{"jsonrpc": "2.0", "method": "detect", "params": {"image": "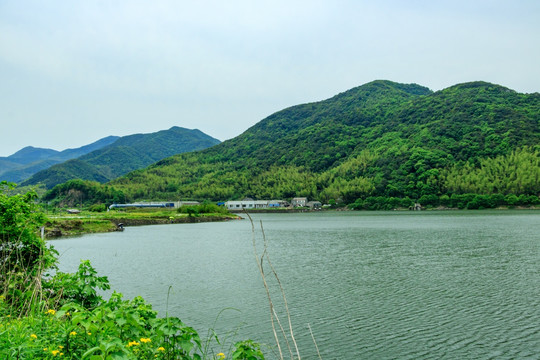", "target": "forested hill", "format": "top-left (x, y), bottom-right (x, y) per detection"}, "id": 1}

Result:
top-left (201, 81), bottom-right (433, 172)
top-left (52, 80), bottom-right (539, 206)
top-left (0, 136), bottom-right (119, 184)
top-left (23, 127), bottom-right (220, 189)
